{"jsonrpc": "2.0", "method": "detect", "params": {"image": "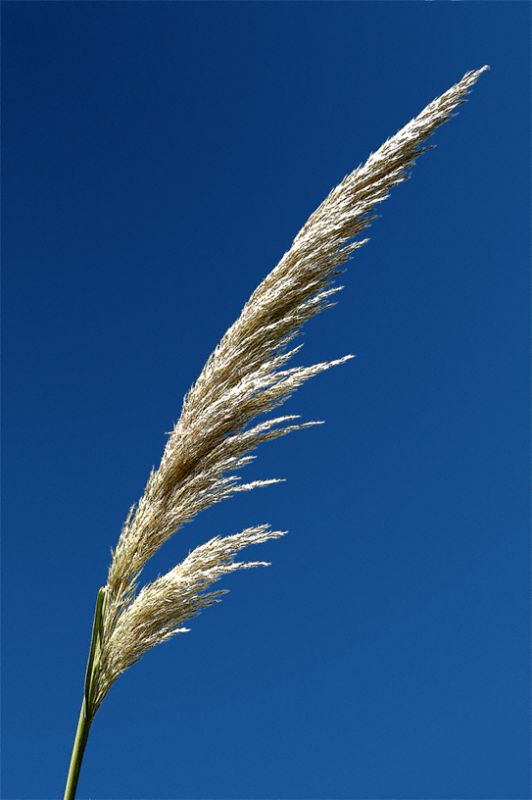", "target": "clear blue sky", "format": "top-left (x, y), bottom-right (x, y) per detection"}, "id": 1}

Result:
top-left (2, 2), bottom-right (530, 799)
